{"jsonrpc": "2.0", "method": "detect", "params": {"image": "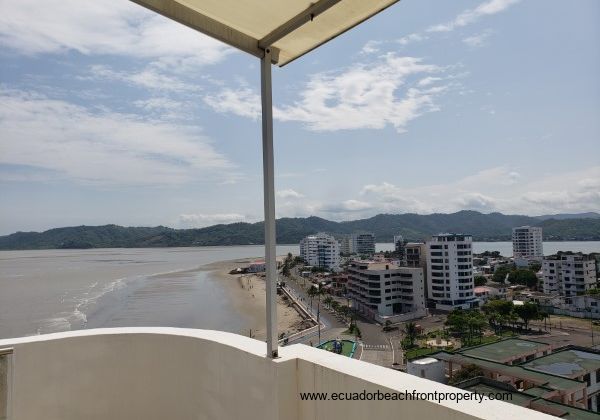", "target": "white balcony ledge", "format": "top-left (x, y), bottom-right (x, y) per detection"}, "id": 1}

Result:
top-left (0, 328), bottom-right (555, 420)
